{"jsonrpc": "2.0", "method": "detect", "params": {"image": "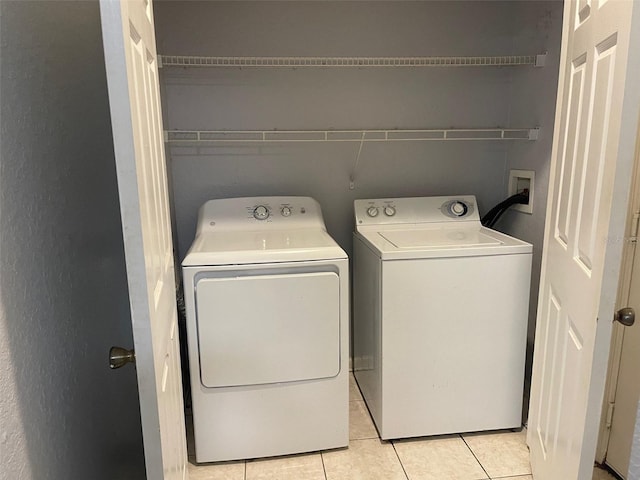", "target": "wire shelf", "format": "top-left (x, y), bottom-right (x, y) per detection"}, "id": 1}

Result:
top-left (165, 128), bottom-right (540, 143)
top-left (159, 54), bottom-right (546, 68)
